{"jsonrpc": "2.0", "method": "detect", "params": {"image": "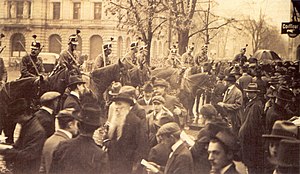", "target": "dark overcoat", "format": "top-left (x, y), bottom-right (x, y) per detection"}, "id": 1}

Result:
top-left (35, 109), bottom-right (55, 138)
